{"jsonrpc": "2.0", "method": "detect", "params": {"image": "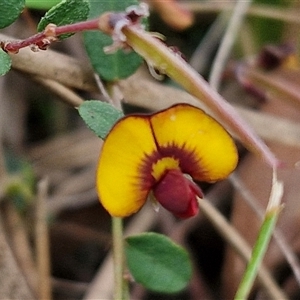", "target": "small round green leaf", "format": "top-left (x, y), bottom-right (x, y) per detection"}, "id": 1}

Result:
top-left (78, 100), bottom-right (124, 139)
top-left (0, 0), bottom-right (25, 29)
top-left (0, 50), bottom-right (12, 76)
top-left (37, 0), bottom-right (90, 39)
top-left (83, 0), bottom-right (144, 81)
top-left (125, 233), bottom-right (192, 294)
